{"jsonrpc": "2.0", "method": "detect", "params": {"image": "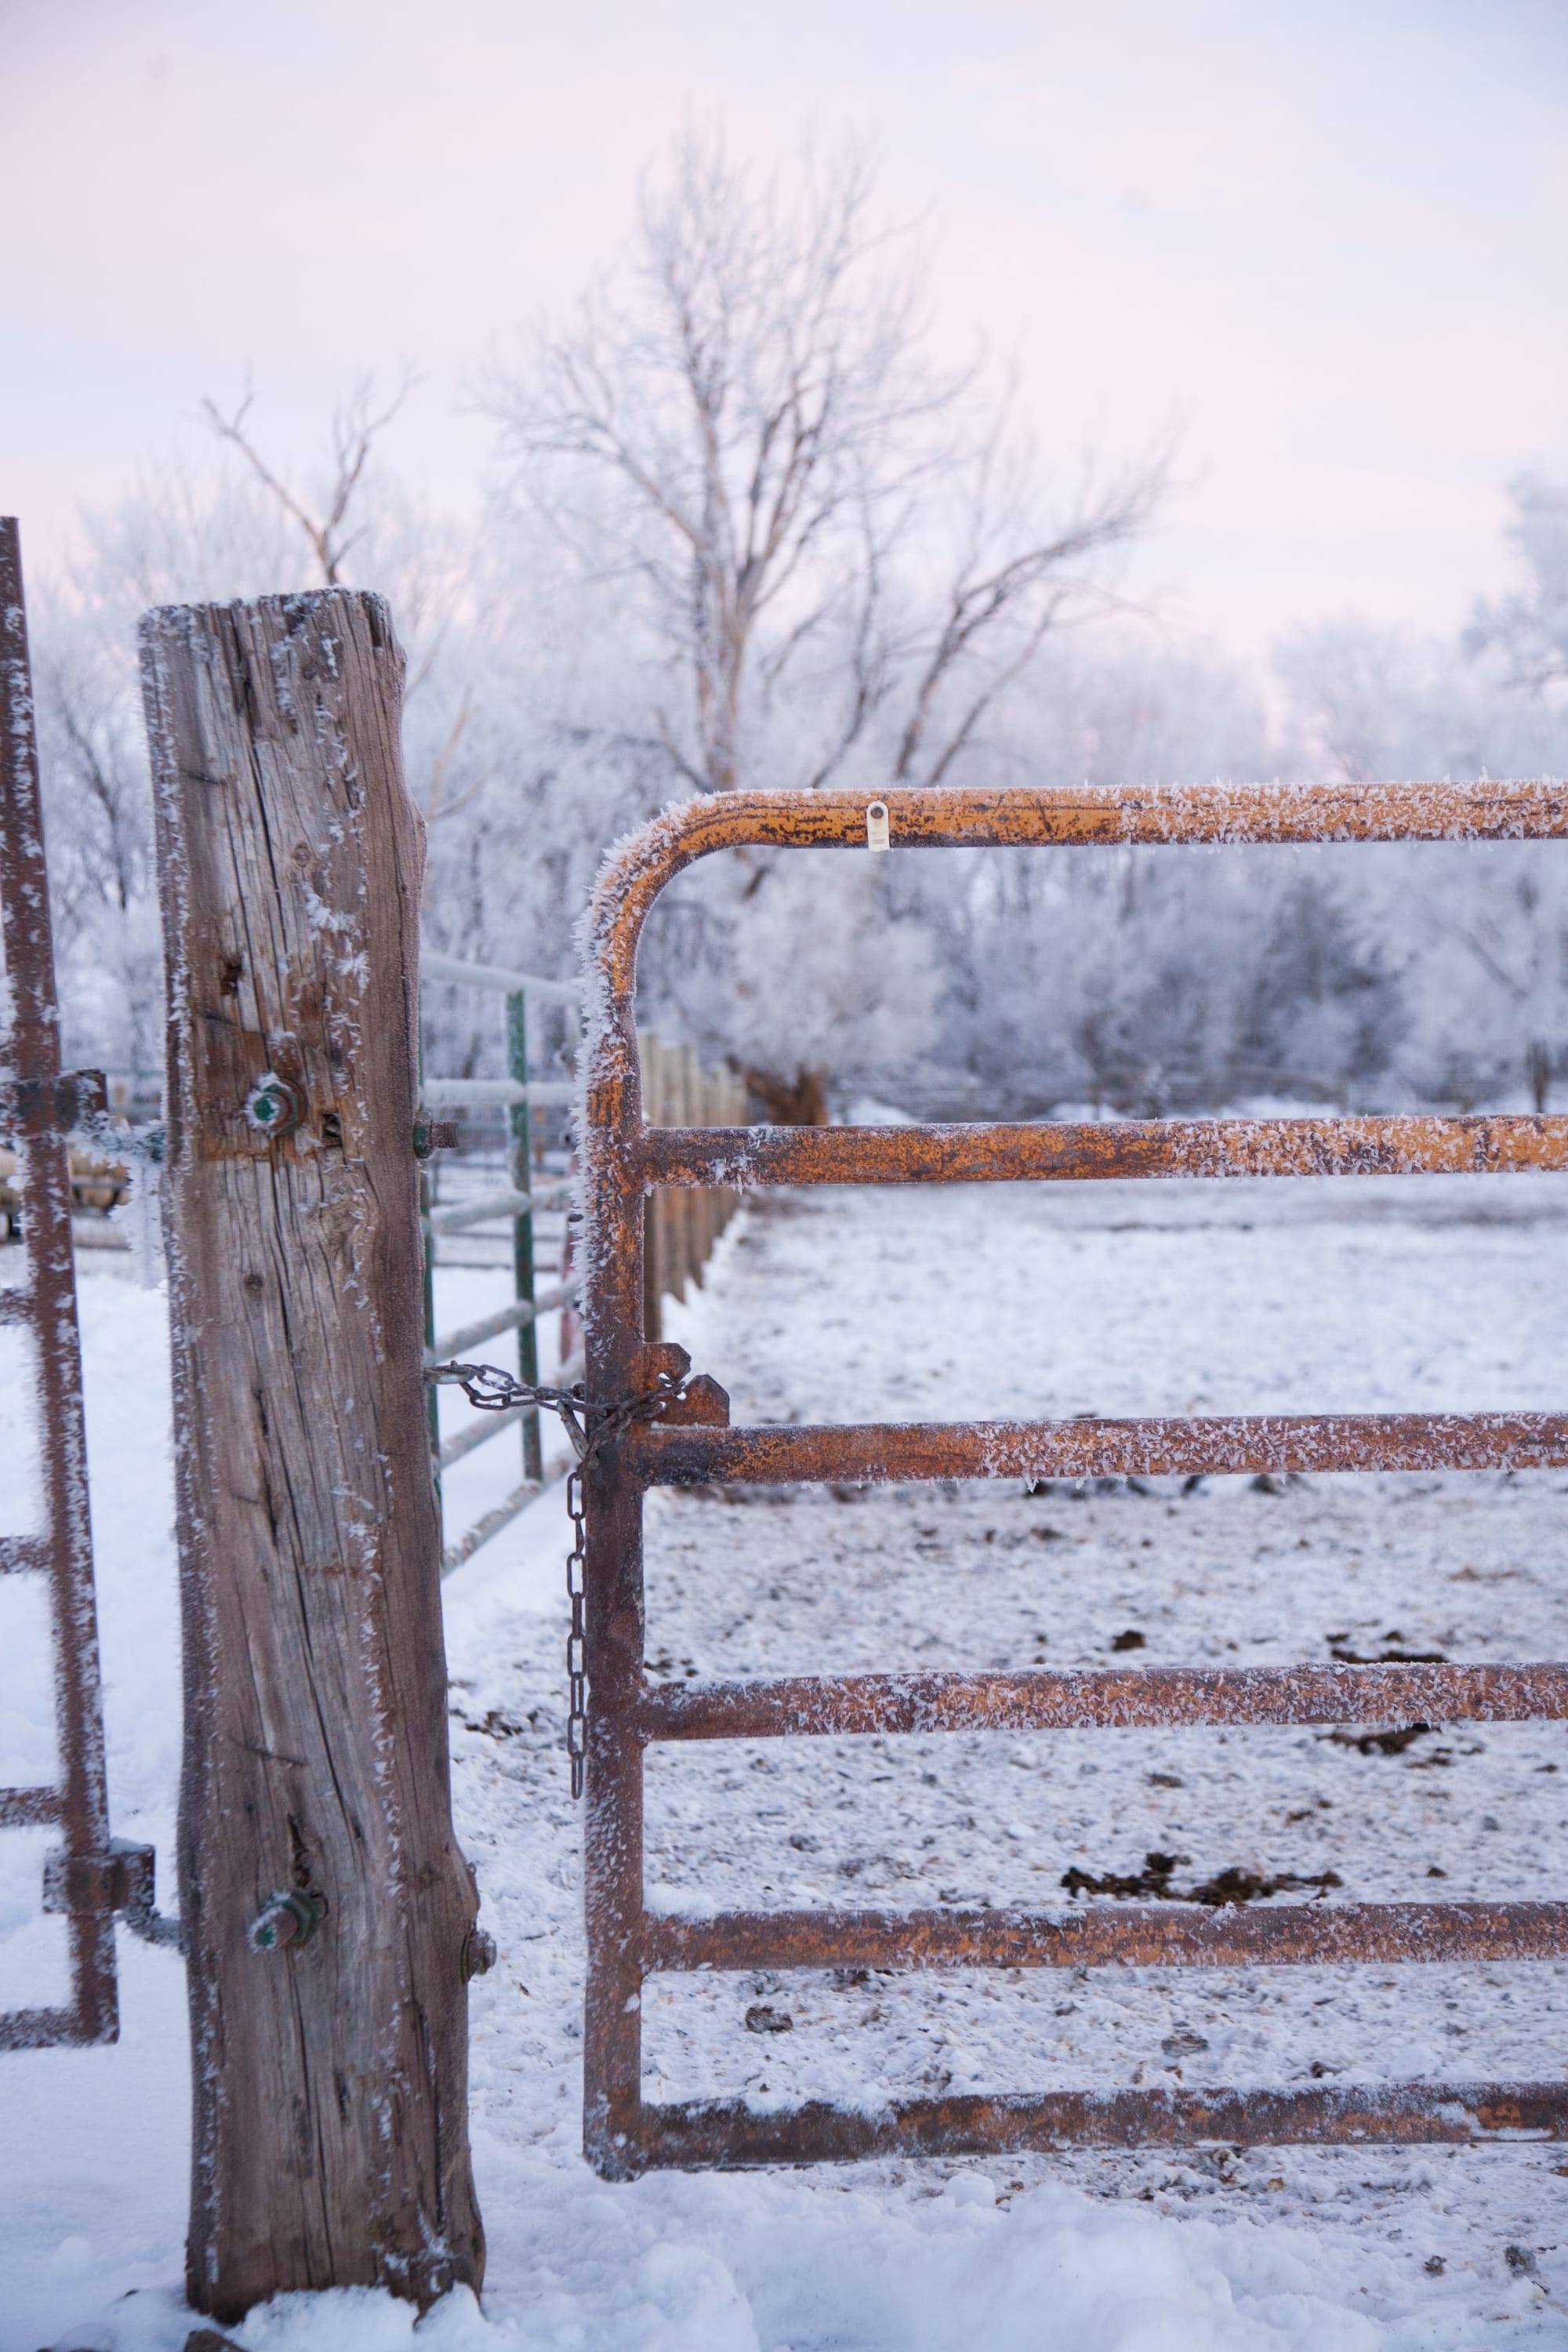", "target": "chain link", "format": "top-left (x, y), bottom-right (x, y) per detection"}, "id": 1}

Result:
top-left (426, 1357), bottom-right (688, 1799)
